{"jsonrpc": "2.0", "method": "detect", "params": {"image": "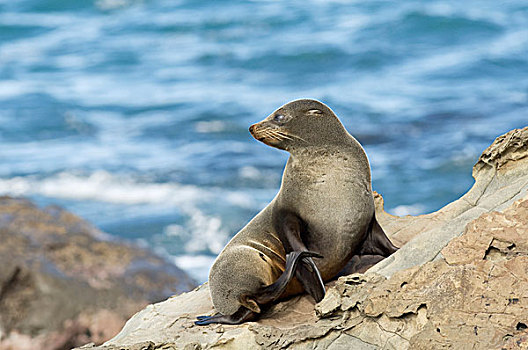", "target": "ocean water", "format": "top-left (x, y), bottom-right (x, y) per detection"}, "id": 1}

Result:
top-left (0, 0), bottom-right (527, 282)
